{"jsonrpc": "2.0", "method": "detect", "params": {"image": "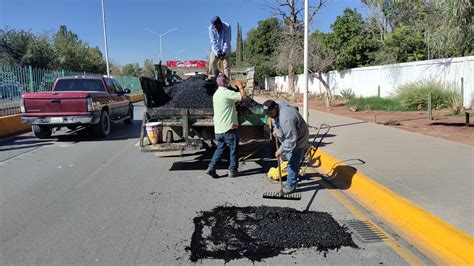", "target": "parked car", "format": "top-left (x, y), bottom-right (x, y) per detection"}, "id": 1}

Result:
top-left (21, 76), bottom-right (133, 139)
top-left (0, 84), bottom-right (26, 99)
